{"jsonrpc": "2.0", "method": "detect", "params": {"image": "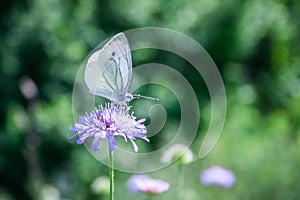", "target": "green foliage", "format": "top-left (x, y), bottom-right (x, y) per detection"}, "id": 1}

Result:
top-left (1, 0), bottom-right (300, 199)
